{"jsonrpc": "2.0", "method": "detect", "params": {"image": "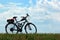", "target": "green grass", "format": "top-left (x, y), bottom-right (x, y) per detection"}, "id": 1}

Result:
top-left (0, 33), bottom-right (60, 40)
